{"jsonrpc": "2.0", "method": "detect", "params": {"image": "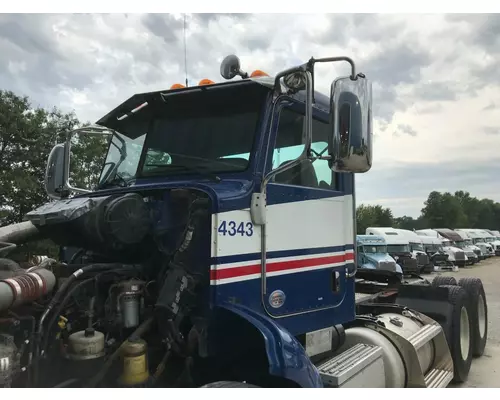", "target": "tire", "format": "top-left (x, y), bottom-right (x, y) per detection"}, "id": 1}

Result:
top-left (458, 278), bottom-right (488, 357)
top-left (431, 276), bottom-right (458, 287)
top-left (201, 381), bottom-right (260, 388)
top-left (440, 285), bottom-right (473, 383)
